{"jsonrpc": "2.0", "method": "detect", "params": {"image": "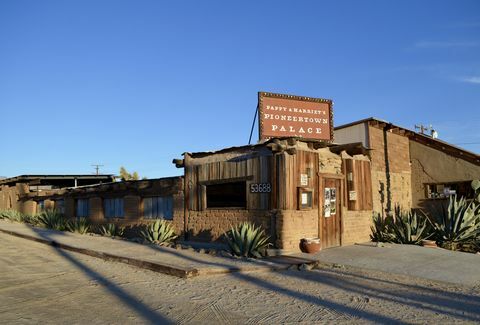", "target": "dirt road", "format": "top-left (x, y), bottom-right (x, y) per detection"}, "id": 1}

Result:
top-left (1, 232), bottom-right (479, 324)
